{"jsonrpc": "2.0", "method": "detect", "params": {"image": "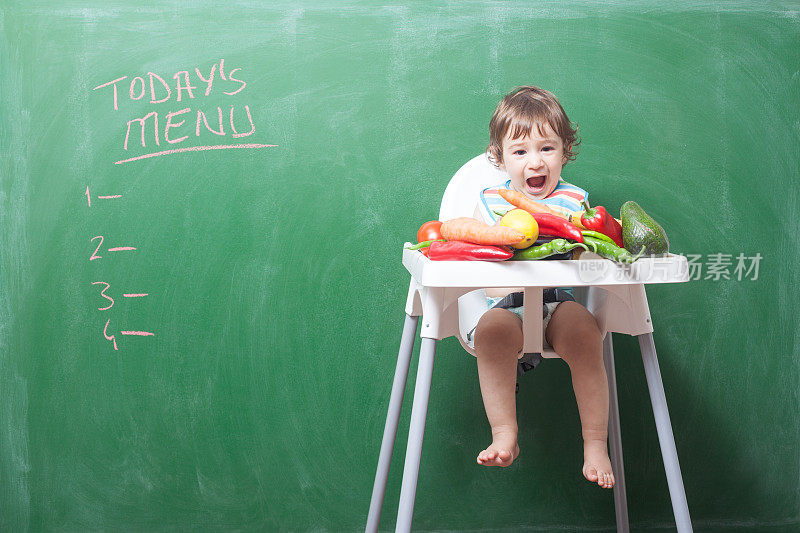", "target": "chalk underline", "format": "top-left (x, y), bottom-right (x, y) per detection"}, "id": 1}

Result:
top-left (114, 143), bottom-right (278, 164)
